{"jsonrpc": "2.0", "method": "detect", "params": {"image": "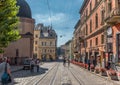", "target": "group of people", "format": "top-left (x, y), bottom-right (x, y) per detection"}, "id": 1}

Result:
top-left (63, 56), bottom-right (70, 67)
top-left (30, 59), bottom-right (40, 73)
